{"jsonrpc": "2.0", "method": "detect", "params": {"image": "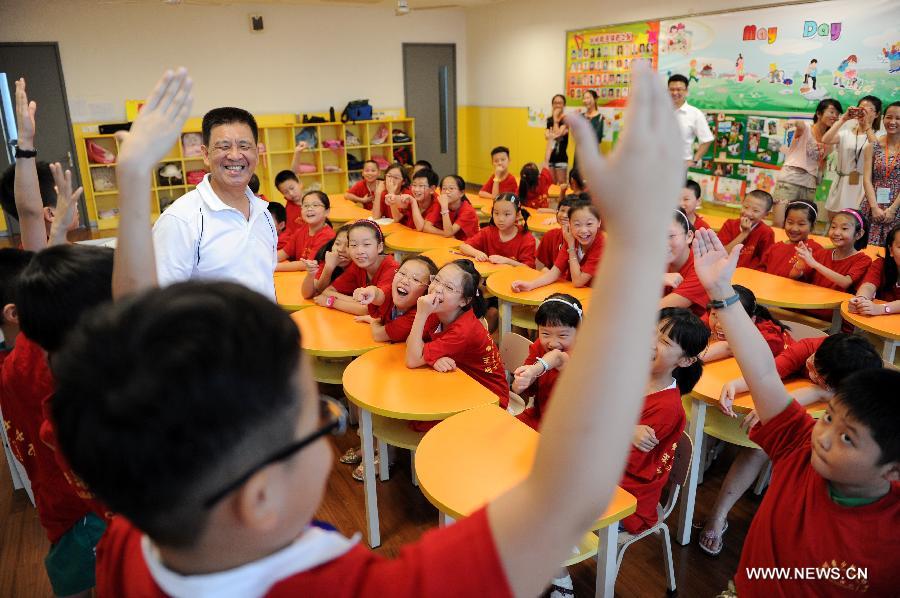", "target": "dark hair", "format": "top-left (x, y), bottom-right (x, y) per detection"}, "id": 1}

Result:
top-left (582, 89), bottom-right (598, 102)
top-left (348, 219), bottom-right (385, 246)
top-left (51, 281), bottom-right (302, 547)
top-left (834, 208), bottom-right (869, 250)
top-left (412, 168), bottom-right (439, 187)
top-left (858, 95), bottom-right (883, 130)
top-left (536, 292), bottom-right (582, 328)
top-left (490, 146), bottom-right (510, 159)
top-left (314, 225), bottom-right (350, 279)
top-left (658, 307), bottom-right (709, 393)
top-left (568, 199), bottom-right (600, 222)
top-left (568, 168), bottom-right (585, 192)
top-left (812, 99), bottom-right (842, 124)
top-left (363, 159), bottom-right (379, 169)
top-left (201, 107), bottom-right (258, 146)
top-left (878, 224), bottom-right (900, 297)
top-left (402, 254), bottom-right (438, 277)
top-left (667, 74), bottom-right (689, 88)
top-left (414, 159), bottom-right (433, 170)
top-left (302, 190), bottom-right (331, 210)
top-left (385, 162), bottom-right (410, 188)
top-left (558, 194), bottom-right (577, 212)
top-left (518, 163), bottom-right (540, 203)
top-left (15, 245), bottom-right (113, 353)
top-left (446, 259), bottom-right (486, 318)
top-left (746, 189), bottom-right (774, 212)
top-left (274, 169), bottom-right (299, 188)
top-left (0, 161), bottom-right (58, 221)
top-left (733, 285), bottom-right (789, 332)
top-left (833, 369), bottom-right (900, 465)
top-left (814, 333), bottom-right (881, 390)
top-left (884, 101), bottom-right (900, 115)
top-left (440, 174), bottom-right (468, 204)
top-left (0, 248), bottom-right (35, 321)
top-left (266, 201), bottom-right (286, 224)
top-left (673, 208), bottom-right (694, 234)
top-left (684, 179), bottom-right (702, 201)
top-left (785, 201), bottom-right (818, 225)
top-left (551, 94), bottom-right (566, 105)
top-left (809, 59), bottom-right (817, 64)
top-left (248, 174), bottom-right (261, 194)
top-left (490, 192), bottom-right (529, 233)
